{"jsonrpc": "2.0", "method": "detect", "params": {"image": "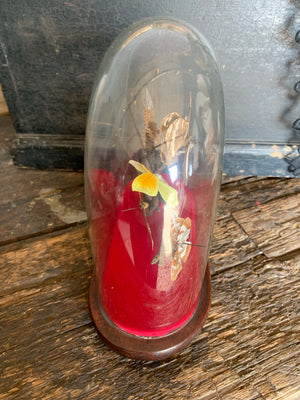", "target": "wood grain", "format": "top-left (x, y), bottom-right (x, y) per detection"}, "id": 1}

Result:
top-left (0, 226), bottom-right (299, 399)
top-left (220, 177), bottom-right (300, 214)
top-left (0, 226), bottom-right (91, 296)
top-left (0, 115), bottom-right (86, 244)
top-left (1, 114), bottom-right (299, 399)
top-left (210, 215), bottom-right (262, 273)
top-left (0, 185), bottom-right (86, 245)
top-left (233, 193), bottom-right (300, 257)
